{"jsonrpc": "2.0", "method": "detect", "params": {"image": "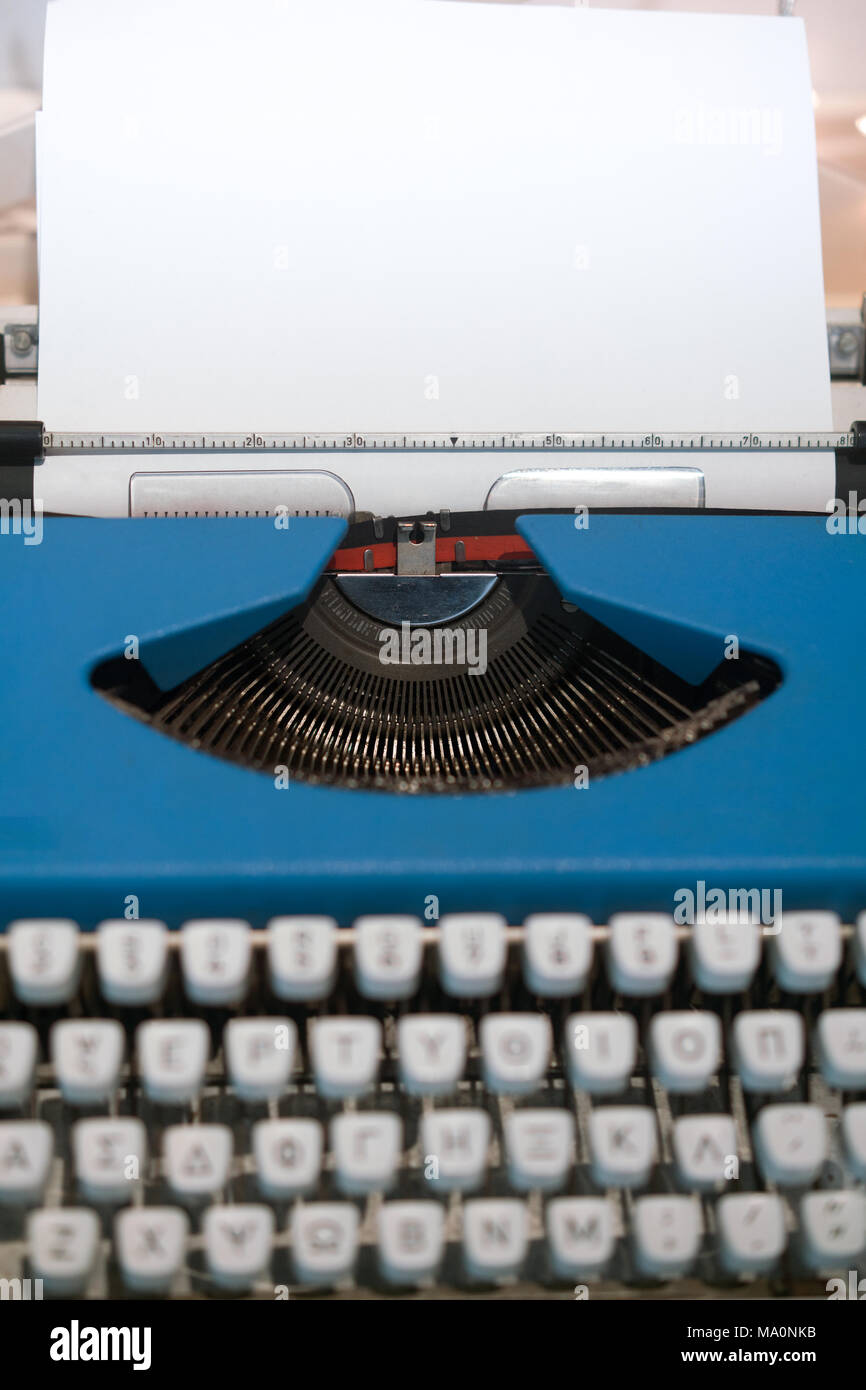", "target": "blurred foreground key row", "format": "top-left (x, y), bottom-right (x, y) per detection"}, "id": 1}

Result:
top-left (0, 911), bottom-right (864, 1297)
